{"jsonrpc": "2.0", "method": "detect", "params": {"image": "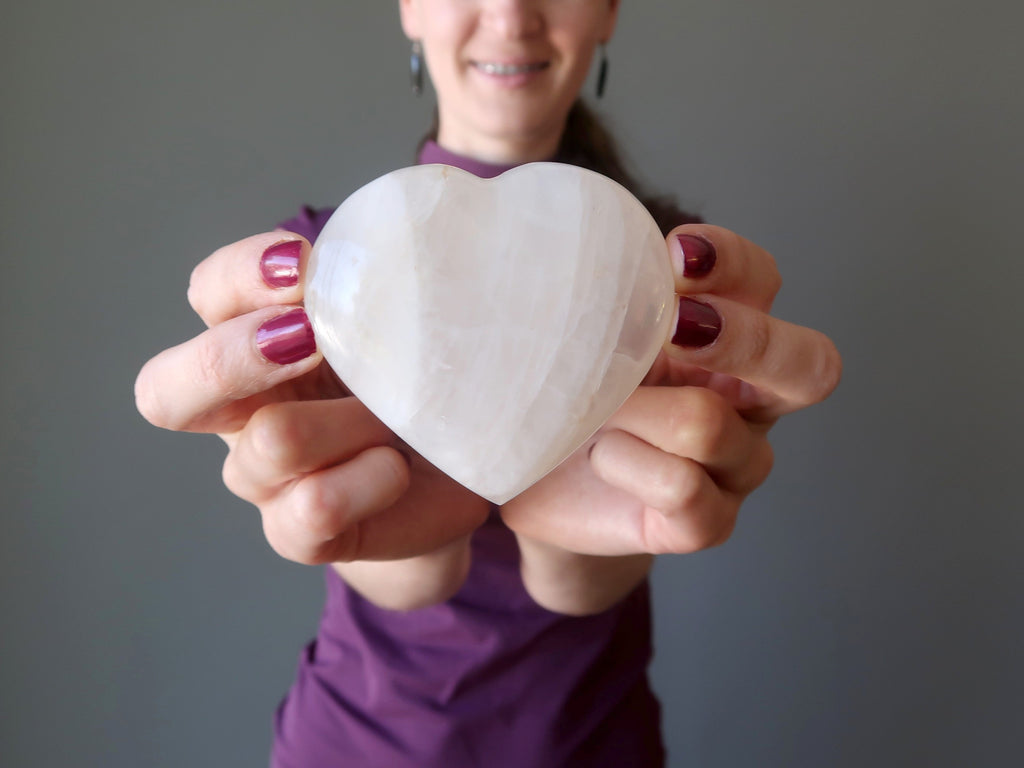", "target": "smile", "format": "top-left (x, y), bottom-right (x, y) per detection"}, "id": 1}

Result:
top-left (471, 61), bottom-right (549, 76)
